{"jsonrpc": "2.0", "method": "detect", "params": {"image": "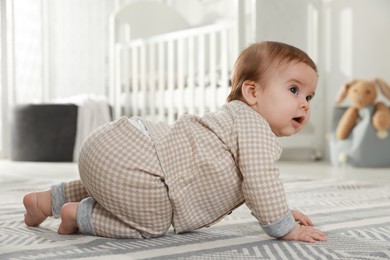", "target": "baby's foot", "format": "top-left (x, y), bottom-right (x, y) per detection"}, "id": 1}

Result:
top-left (58, 202), bottom-right (79, 234)
top-left (23, 191), bottom-right (52, 227)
